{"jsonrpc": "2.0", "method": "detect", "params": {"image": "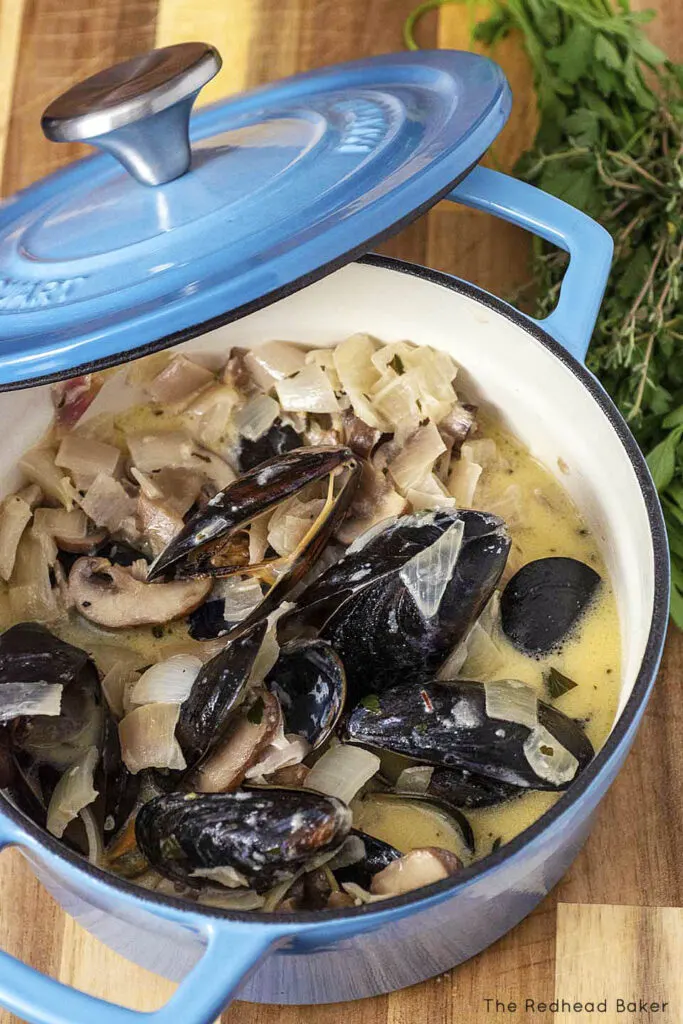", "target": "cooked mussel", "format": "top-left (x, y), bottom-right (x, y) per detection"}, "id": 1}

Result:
top-left (265, 639), bottom-right (345, 749)
top-left (370, 791), bottom-right (475, 854)
top-left (237, 420), bottom-right (303, 473)
top-left (2, 624), bottom-right (104, 770)
top-left (135, 788), bottom-right (351, 891)
top-left (281, 510), bottom-right (510, 701)
top-left (176, 619), bottom-right (267, 769)
top-left (427, 766), bottom-right (521, 810)
top-left (332, 830), bottom-right (401, 890)
top-left (343, 678), bottom-right (594, 790)
top-left (501, 557), bottom-right (601, 655)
